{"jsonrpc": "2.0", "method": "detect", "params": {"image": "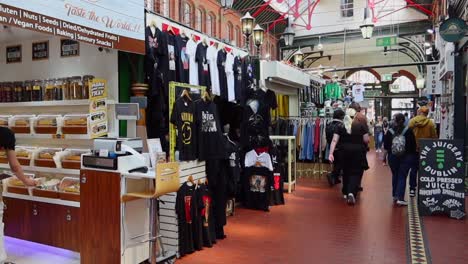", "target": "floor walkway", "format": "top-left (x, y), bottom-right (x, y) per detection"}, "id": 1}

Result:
top-left (179, 152), bottom-right (410, 264)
